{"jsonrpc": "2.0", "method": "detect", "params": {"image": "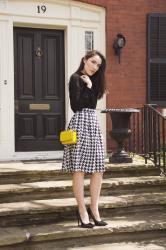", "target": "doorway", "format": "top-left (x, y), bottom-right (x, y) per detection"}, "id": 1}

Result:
top-left (14, 27), bottom-right (65, 151)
